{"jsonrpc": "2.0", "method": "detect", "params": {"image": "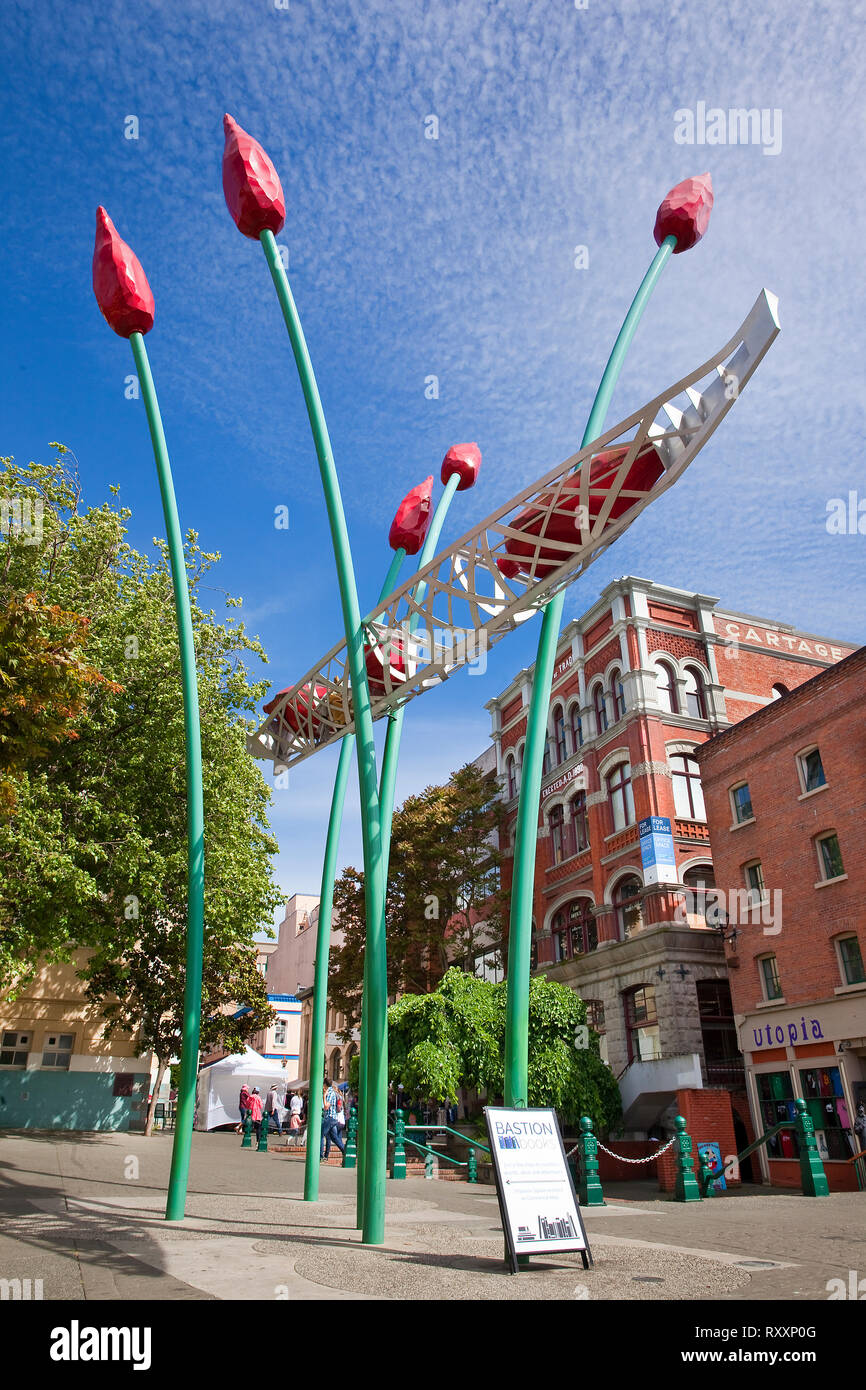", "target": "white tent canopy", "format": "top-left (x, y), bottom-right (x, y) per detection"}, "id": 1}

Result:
top-left (195, 1047), bottom-right (288, 1131)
